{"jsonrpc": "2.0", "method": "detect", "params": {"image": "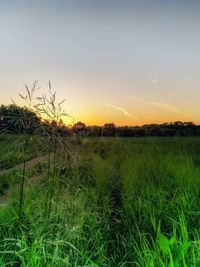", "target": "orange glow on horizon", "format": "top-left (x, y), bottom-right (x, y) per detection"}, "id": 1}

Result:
top-left (2, 90), bottom-right (200, 127)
